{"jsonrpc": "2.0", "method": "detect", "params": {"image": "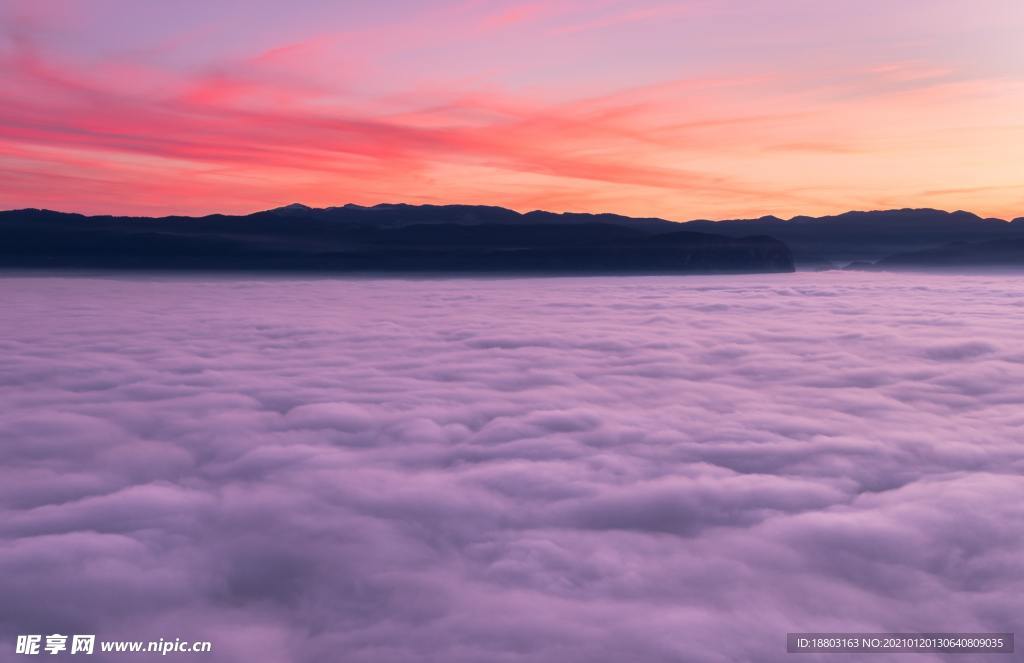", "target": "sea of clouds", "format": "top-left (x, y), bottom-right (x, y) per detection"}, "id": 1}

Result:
top-left (1, 272), bottom-right (1022, 662)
